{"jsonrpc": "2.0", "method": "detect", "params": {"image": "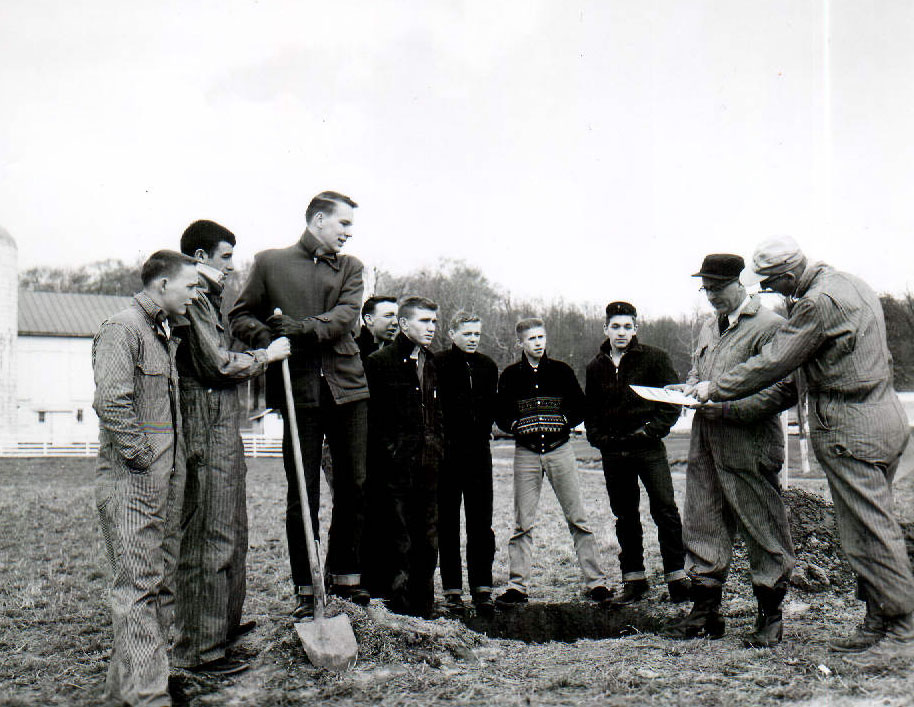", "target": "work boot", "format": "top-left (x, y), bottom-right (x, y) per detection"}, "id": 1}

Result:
top-left (329, 584), bottom-right (371, 607)
top-left (842, 611), bottom-right (914, 669)
top-left (444, 593), bottom-right (466, 616)
top-left (612, 579), bottom-right (649, 606)
top-left (472, 591), bottom-right (495, 618)
top-left (661, 584), bottom-right (725, 639)
top-left (743, 584), bottom-right (786, 648)
top-left (227, 620), bottom-right (257, 643)
top-left (829, 600), bottom-right (888, 653)
top-left (668, 577), bottom-right (692, 603)
top-left (585, 585), bottom-right (614, 603)
top-left (187, 657), bottom-right (250, 676)
top-left (495, 588), bottom-right (528, 608)
top-left (292, 588), bottom-right (314, 619)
